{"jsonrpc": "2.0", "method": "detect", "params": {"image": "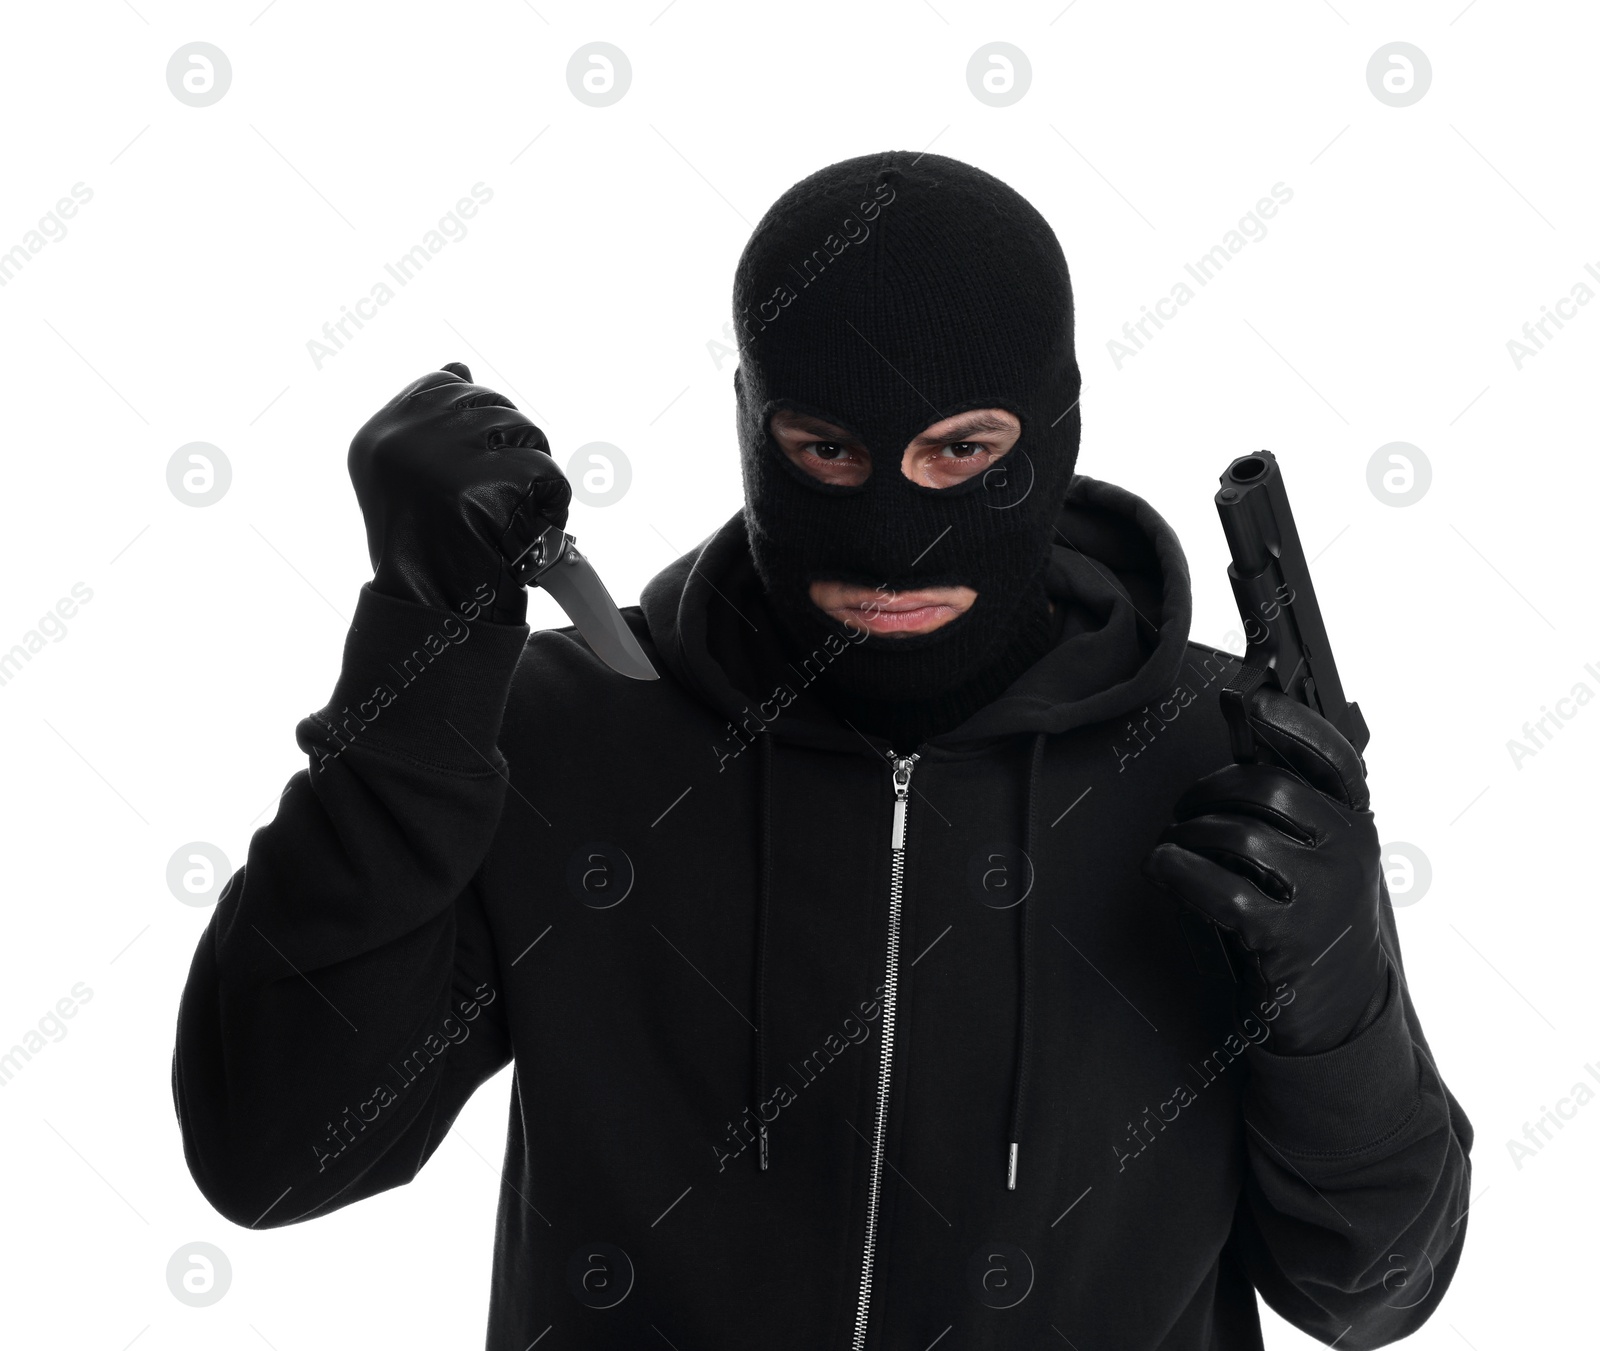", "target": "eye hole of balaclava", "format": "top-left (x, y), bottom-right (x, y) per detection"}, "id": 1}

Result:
top-left (733, 150), bottom-right (1081, 705)
top-left (766, 405), bottom-right (1026, 493)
